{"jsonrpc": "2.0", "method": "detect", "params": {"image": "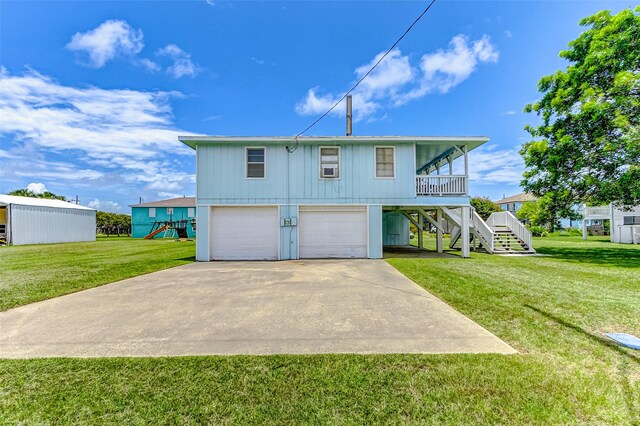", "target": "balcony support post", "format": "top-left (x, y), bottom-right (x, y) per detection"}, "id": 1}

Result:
top-left (582, 204), bottom-right (588, 241)
top-left (417, 211), bottom-right (424, 249)
top-left (436, 208), bottom-right (443, 253)
top-left (463, 145), bottom-right (469, 194)
top-left (461, 206), bottom-right (470, 258)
